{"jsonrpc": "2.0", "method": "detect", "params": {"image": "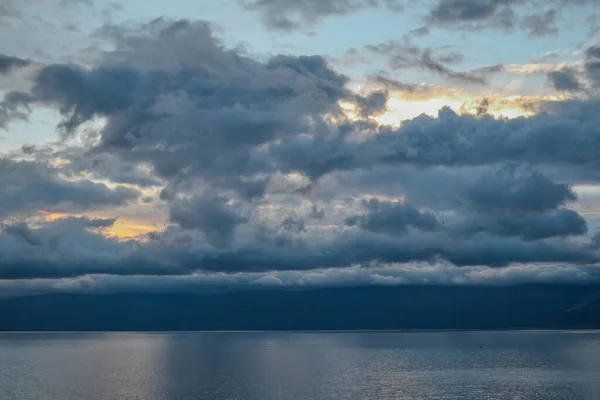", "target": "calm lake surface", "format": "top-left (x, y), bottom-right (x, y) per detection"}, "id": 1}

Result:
top-left (1, 330), bottom-right (599, 400)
